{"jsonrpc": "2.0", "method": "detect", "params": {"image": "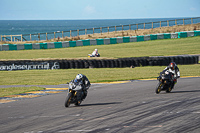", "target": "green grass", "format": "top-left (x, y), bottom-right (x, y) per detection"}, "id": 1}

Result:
top-left (0, 86), bottom-right (45, 97)
top-left (0, 36), bottom-right (200, 60)
top-left (0, 64), bottom-right (199, 85)
top-left (0, 37), bottom-right (199, 97)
